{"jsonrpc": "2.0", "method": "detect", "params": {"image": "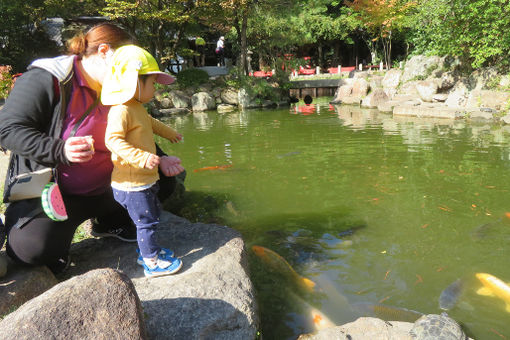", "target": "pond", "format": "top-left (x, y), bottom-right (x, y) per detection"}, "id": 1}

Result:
top-left (159, 98), bottom-right (510, 340)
